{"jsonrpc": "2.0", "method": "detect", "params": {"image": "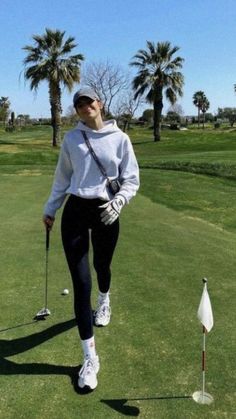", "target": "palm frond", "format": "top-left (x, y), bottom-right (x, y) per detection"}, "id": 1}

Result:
top-left (168, 45), bottom-right (180, 58)
top-left (165, 87), bottom-right (177, 105)
top-left (146, 41), bottom-right (156, 56)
